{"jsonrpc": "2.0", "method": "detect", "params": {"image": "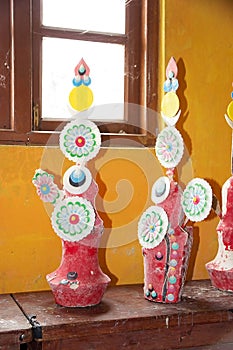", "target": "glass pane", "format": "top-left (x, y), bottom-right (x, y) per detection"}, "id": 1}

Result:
top-left (42, 37), bottom-right (125, 120)
top-left (42, 0), bottom-right (125, 34)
